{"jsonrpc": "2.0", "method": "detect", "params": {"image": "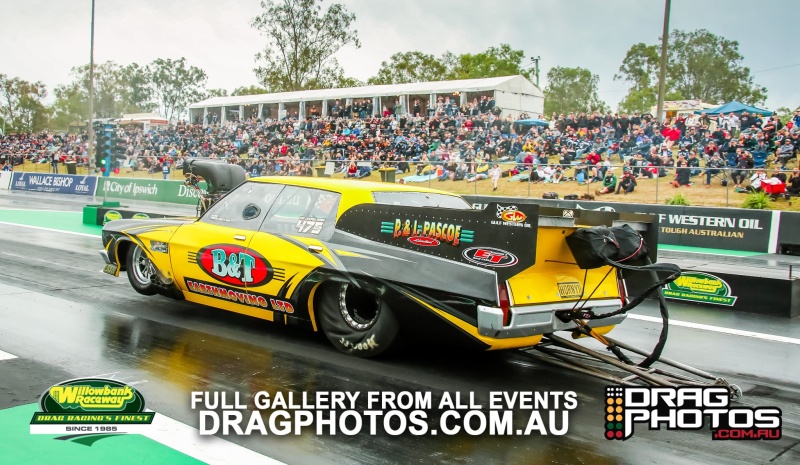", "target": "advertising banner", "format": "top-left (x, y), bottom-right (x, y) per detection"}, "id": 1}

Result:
top-left (464, 196), bottom-right (775, 253)
top-left (95, 178), bottom-right (206, 205)
top-left (10, 172), bottom-right (97, 196)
